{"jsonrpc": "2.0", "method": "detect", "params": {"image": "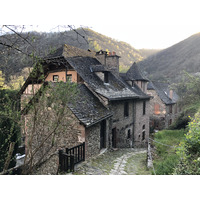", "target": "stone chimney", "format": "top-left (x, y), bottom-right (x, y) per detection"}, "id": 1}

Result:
top-left (169, 89), bottom-right (173, 99)
top-left (95, 50), bottom-right (107, 65)
top-left (96, 50), bottom-right (120, 76)
top-left (105, 51), bottom-right (120, 76)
